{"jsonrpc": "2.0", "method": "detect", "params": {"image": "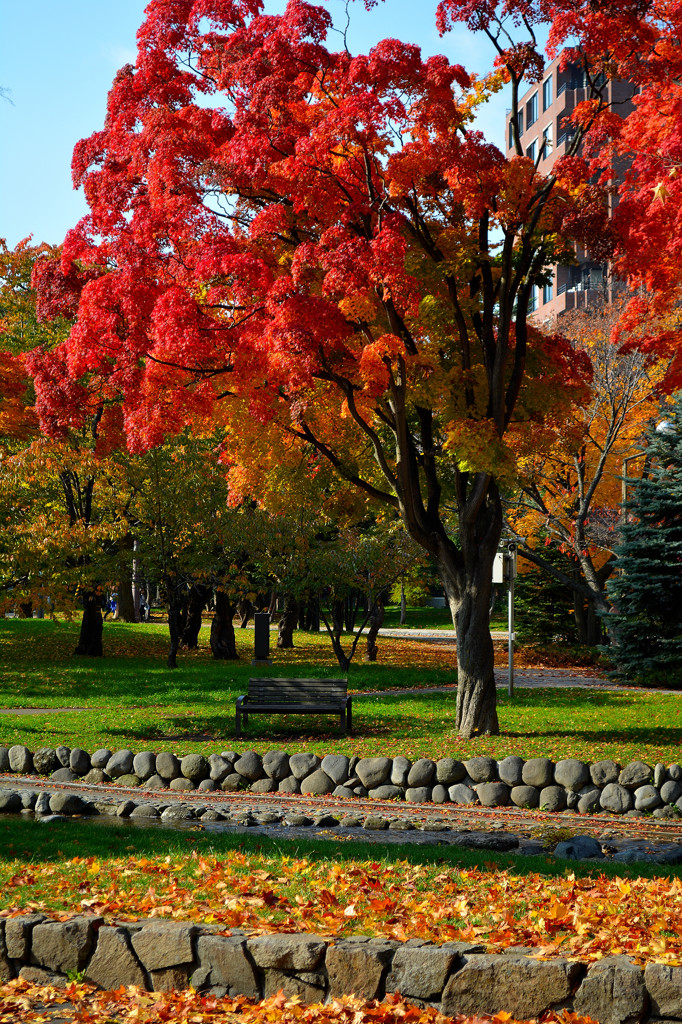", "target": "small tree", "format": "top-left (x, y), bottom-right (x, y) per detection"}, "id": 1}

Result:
top-left (606, 396), bottom-right (682, 683)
